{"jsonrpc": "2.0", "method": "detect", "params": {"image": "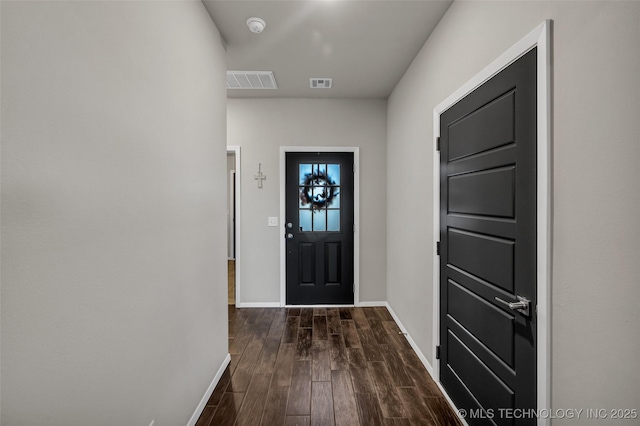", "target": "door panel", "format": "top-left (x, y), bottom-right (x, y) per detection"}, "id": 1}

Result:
top-left (324, 242), bottom-right (342, 284)
top-left (440, 49), bottom-right (537, 425)
top-left (448, 91), bottom-right (515, 161)
top-left (286, 152), bottom-right (354, 305)
top-left (447, 331), bottom-right (515, 412)
top-left (448, 229), bottom-right (515, 293)
top-left (299, 243), bottom-right (316, 284)
top-left (448, 166), bottom-right (515, 217)
top-left (448, 280), bottom-right (516, 367)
